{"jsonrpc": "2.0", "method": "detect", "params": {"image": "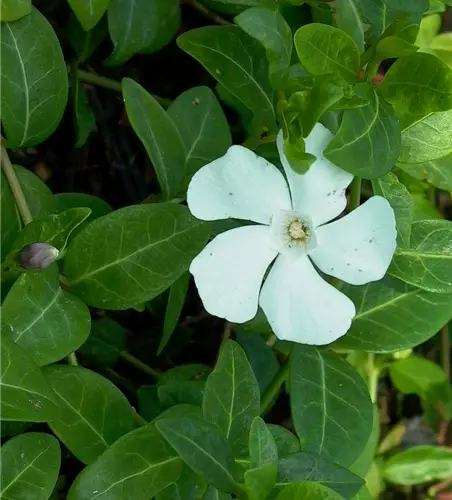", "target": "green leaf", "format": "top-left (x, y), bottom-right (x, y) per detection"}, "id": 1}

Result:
top-left (431, 32), bottom-right (452, 67)
top-left (325, 85), bottom-right (401, 179)
top-left (159, 381), bottom-right (205, 409)
top-left (294, 23), bottom-right (360, 82)
top-left (11, 208), bottom-right (91, 254)
top-left (349, 406), bottom-right (379, 478)
top-left (380, 53), bottom-right (452, 114)
top-left (156, 417), bottom-right (240, 493)
top-left (156, 465), bottom-right (198, 500)
top-left (159, 364), bottom-right (211, 384)
top-left (249, 417), bottom-right (278, 468)
top-left (15, 166), bottom-right (56, 218)
top-left (154, 404), bottom-right (204, 422)
top-left (416, 13), bottom-right (441, 50)
top-left (202, 485), bottom-right (232, 500)
top-left (383, 446), bottom-right (452, 485)
top-left (267, 424), bottom-right (300, 456)
top-left (68, 14), bottom-right (108, 62)
top-left (245, 462), bottom-right (277, 500)
top-left (397, 153), bottom-right (452, 190)
top-left (276, 451), bottom-right (364, 499)
top-left (235, 7), bottom-right (292, 89)
top-left (372, 173), bottom-right (413, 248)
top-left (0, 432), bottom-right (60, 500)
top-left (159, 273), bottom-right (190, 354)
top-left (1, 333), bottom-right (58, 422)
top-left (43, 365), bottom-right (135, 464)
top-left (68, 424), bottom-right (182, 500)
top-left (290, 345), bottom-right (373, 468)
top-left (64, 203), bottom-right (210, 310)
top-left (122, 78), bottom-right (186, 199)
top-left (78, 317), bottom-right (126, 367)
top-left (72, 76), bottom-right (95, 148)
top-left (334, 0), bottom-right (365, 53)
top-left (399, 110), bottom-right (452, 163)
top-left (138, 386), bottom-right (162, 422)
top-left (203, 340), bottom-right (260, 456)
top-left (335, 276), bottom-right (452, 352)
top-left (0, 0), bottom-right (31, 21)
top-left (55, 193), bottom-right (112, 223)
top-left (390, 355), bottom-right (447, 397)
top-left (2, 265), bottom-right (90, 366)
top-left (389, 220), bottom-right (452, 292)
top-left (276, 482), bottom-right (344, 500)
top-left (106, 0), bottom-right (180, 65)
top-left (68, 0), bottom-right (110, 30)
top-left (1, 171), bottom-right (20, 262)
top-left (167, 86), bottom-right (232, 186)
top-left (1, 8), bottom-right (68, 148)
top-left (177, 26), bottom-right (276, 129)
